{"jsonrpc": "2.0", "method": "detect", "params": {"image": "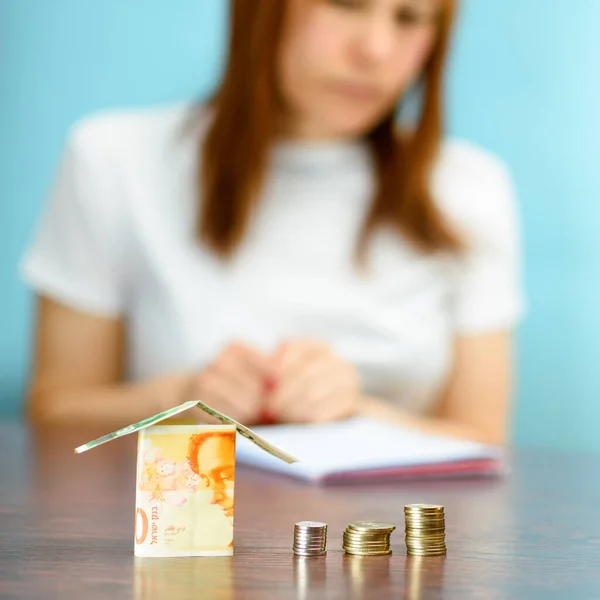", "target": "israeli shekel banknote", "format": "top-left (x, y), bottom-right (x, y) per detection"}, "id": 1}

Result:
top-left (75, 400), bottom-right (298, 556)
top-left (75, 400), bottom-right (298, 464)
